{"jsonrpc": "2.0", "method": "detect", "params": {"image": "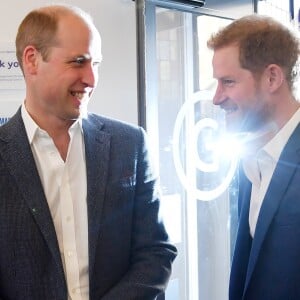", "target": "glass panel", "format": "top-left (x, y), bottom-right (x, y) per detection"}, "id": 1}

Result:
top-left (143, 3), bottom-right (238, 299)
top-left (257, 0), bottom-right (291, 22)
